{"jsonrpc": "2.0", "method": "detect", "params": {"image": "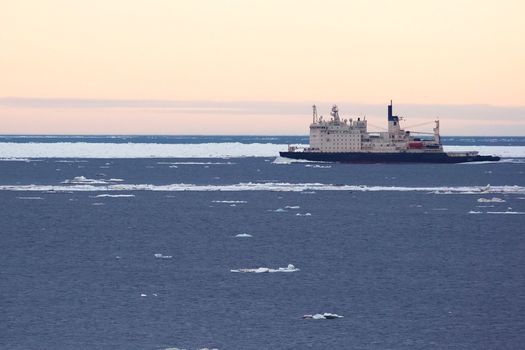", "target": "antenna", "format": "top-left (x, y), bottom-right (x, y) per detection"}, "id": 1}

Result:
top-left (312, 105), bottom-right (318, 123)
top-left (330, 105), bottom-right (340, 122)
